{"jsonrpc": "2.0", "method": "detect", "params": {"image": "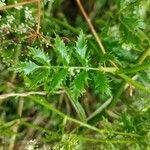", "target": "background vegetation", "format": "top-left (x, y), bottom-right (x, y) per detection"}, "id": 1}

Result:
top-left (0, 0), bottom-right (150, 149)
